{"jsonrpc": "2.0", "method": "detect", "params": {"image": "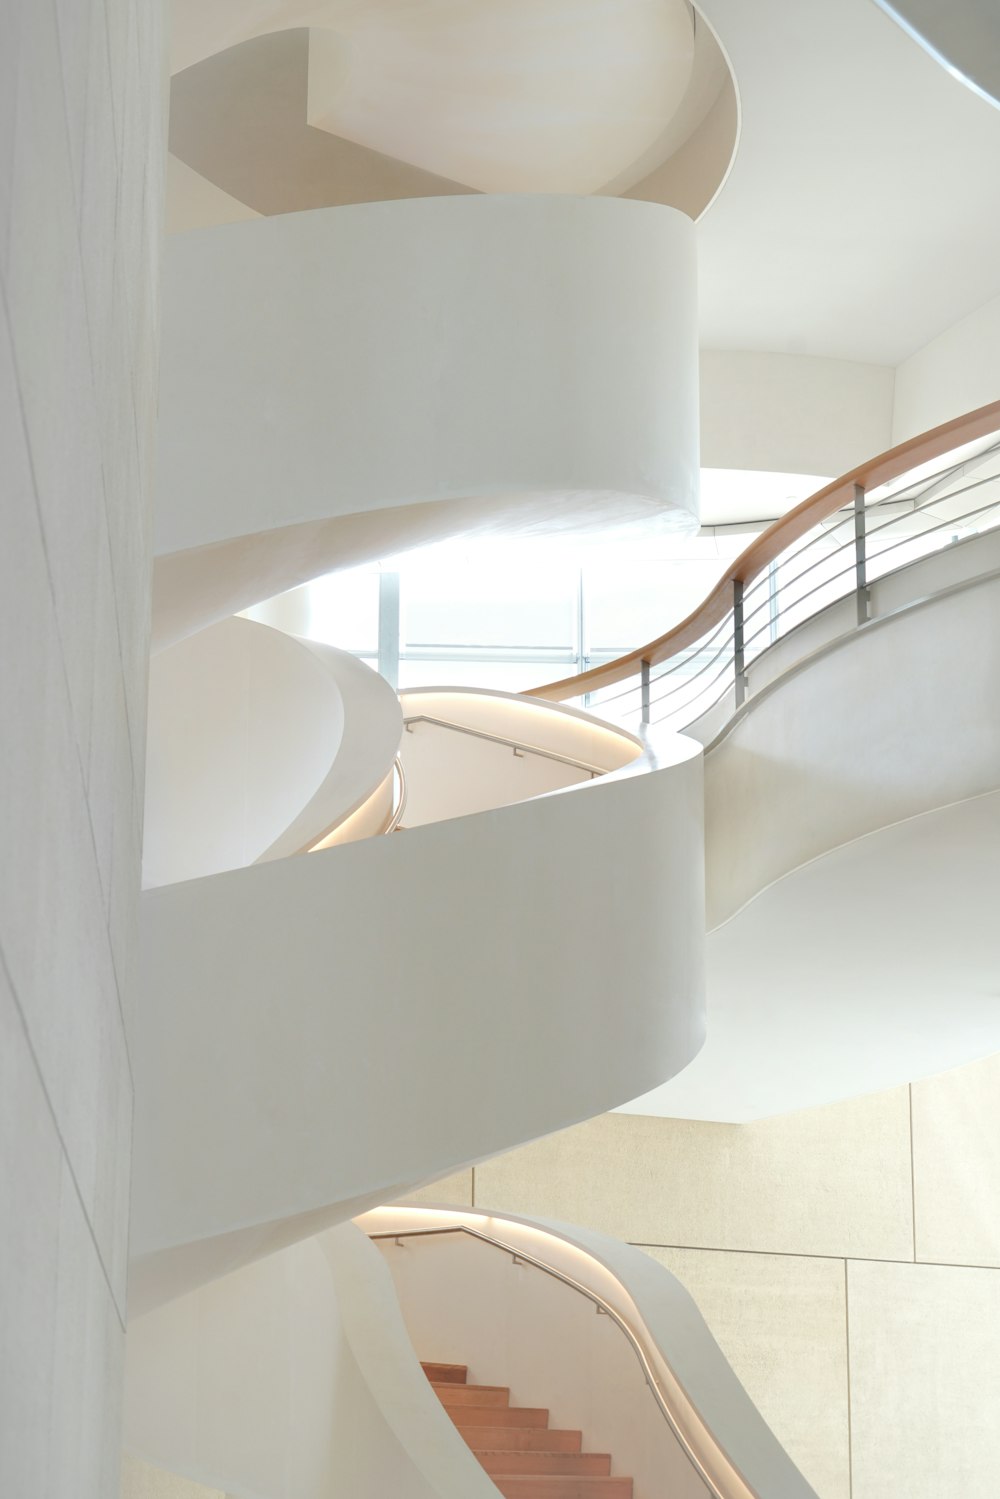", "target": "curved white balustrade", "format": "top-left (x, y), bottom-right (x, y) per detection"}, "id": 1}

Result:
top-left (704, 540), bottom-right (1000, 925)
top-left (143, 615), bottom-right (402, 887)
top-left (123, 1221), bottom-right (498, 1499)
top-left (361, 1203), bottom-right (818, 1499)
top-left (153, 193), bottom-right (698, 648)
top-left (398, 687), bottom-right (644, 828)
top-left (627, 537), bottom-right (1000, 1118)
top-left (131, 731), bottom-right (705, 1312)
